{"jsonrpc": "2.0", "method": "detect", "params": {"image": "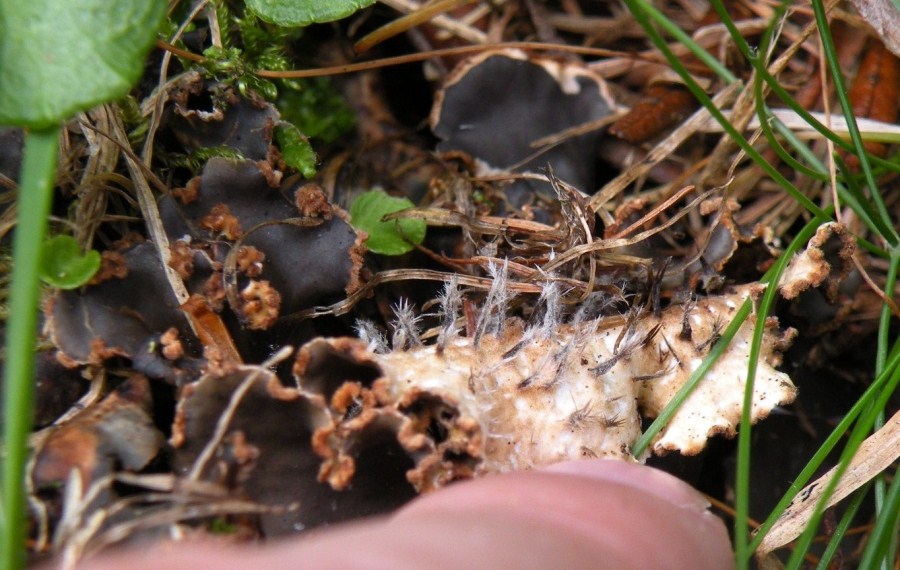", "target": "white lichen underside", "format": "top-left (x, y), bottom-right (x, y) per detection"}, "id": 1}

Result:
top-left (372, 285), bottom-right (797, 470)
